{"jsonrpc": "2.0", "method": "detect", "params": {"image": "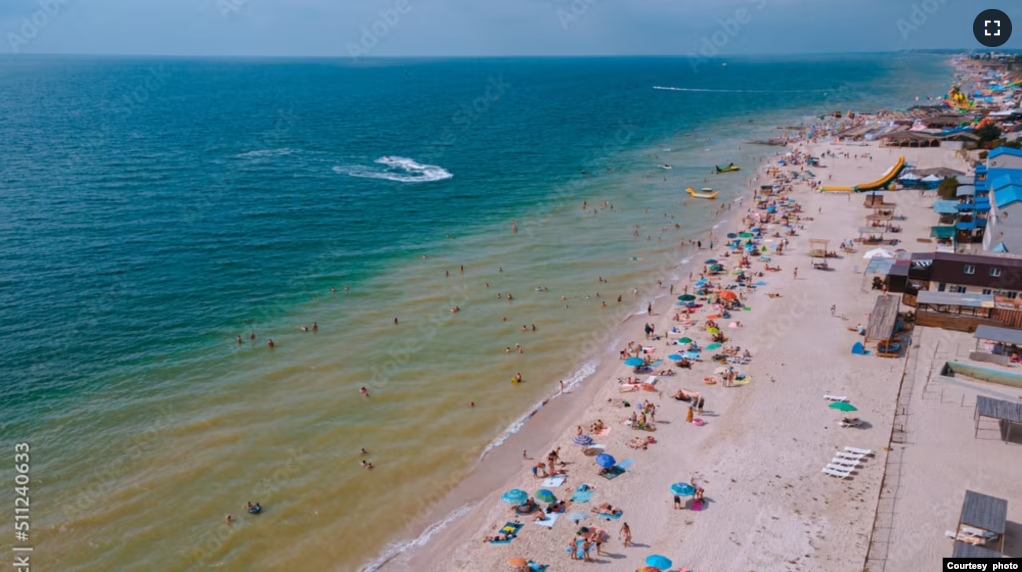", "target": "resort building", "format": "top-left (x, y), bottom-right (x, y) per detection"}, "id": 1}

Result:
top-left (982, 172), bottom-right (1022, 254)
top-left (986, 146), bottom-right (1022, 169)
top-left (904, 252), bottom-right (1022, 298)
